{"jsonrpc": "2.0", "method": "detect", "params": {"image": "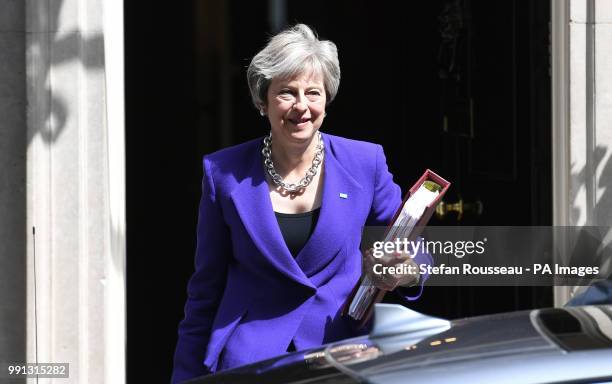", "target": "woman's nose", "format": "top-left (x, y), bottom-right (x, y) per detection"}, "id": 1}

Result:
top-left (293, 95), bottom-right (308, 111)
top-left (293, 102), bottom-right (307, 112)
